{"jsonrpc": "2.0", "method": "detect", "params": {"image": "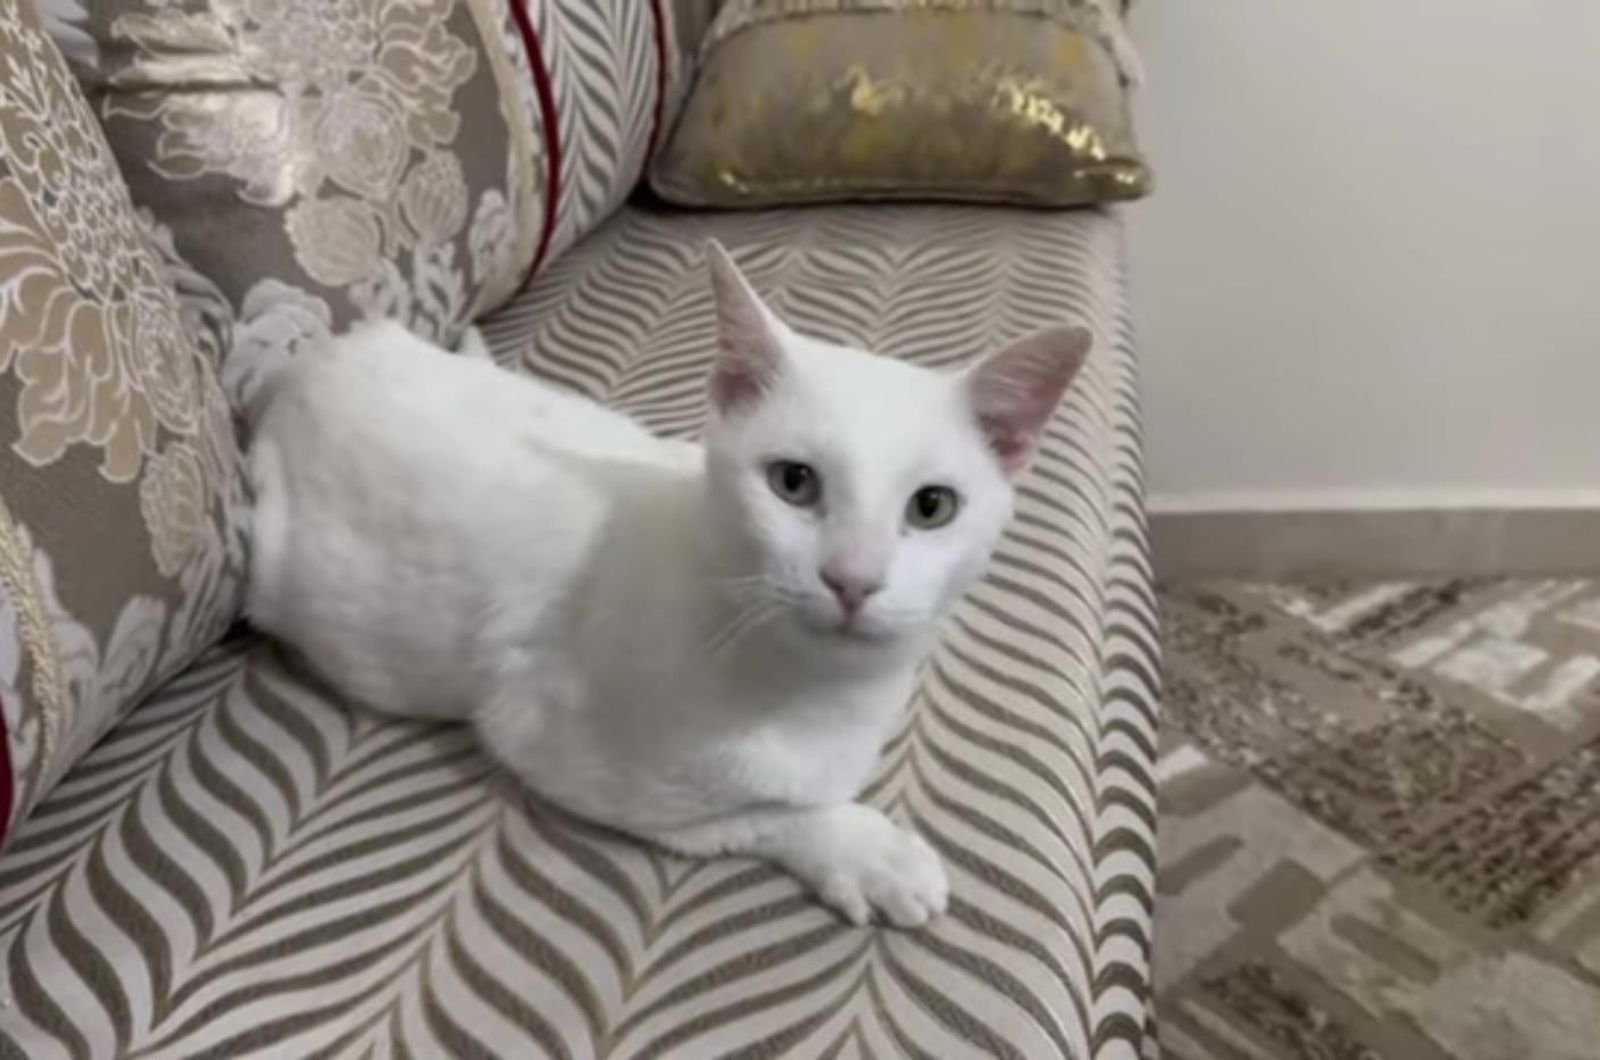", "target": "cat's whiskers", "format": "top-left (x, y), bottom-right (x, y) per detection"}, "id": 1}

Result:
top-left (699, 577), bottom-right (781, 658)
top-left (699, 596), bottom-right (781, 660)
top-left (714, 573), bottom-right (775, 595)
